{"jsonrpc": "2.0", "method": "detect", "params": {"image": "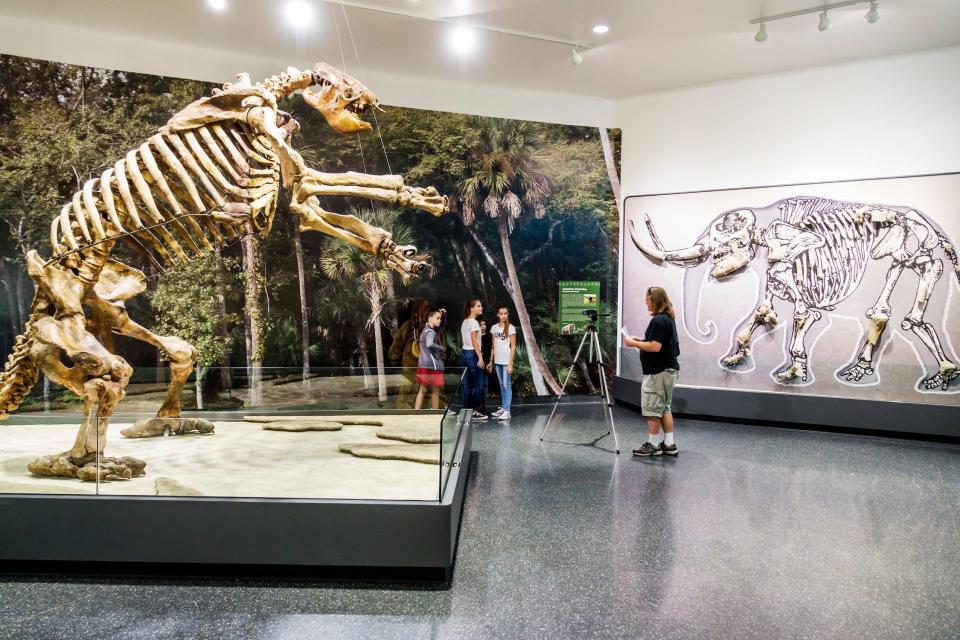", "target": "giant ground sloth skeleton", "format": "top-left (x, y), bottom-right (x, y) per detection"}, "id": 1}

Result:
top-left (0, 64), bottom-right (448, 481)
top-left (629, 197), bottom-right (960, 391)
